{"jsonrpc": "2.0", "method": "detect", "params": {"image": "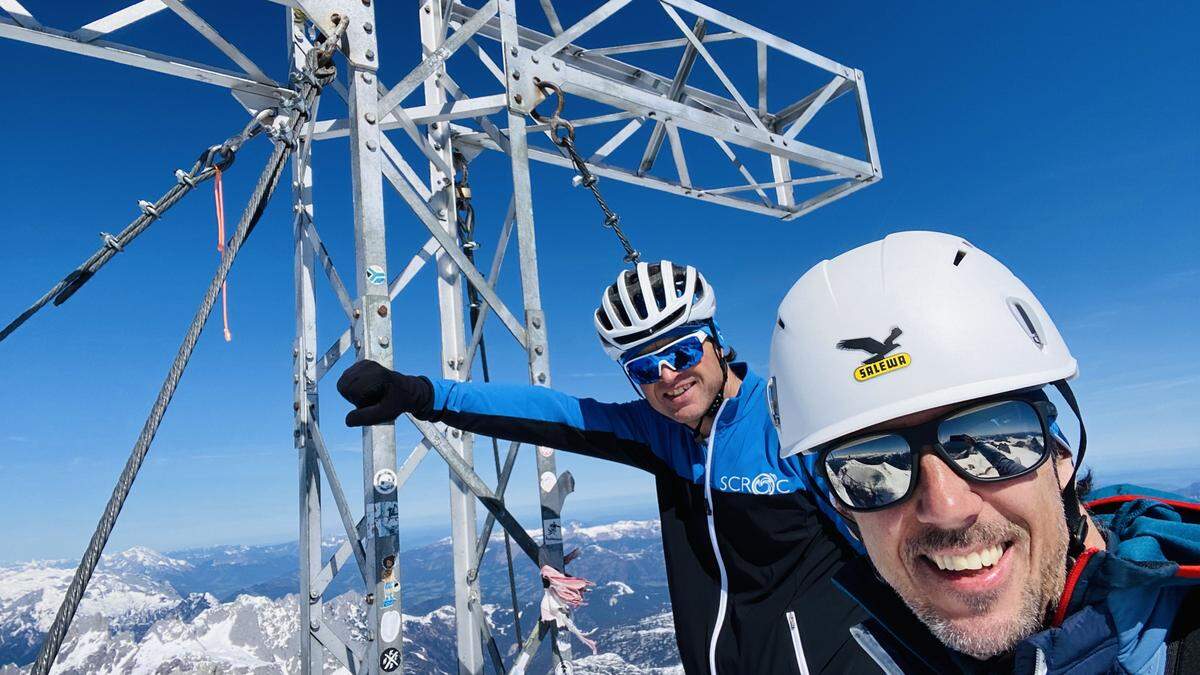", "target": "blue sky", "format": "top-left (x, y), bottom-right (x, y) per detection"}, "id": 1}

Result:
top-left (0, 1), bottom-right (1197, 562)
